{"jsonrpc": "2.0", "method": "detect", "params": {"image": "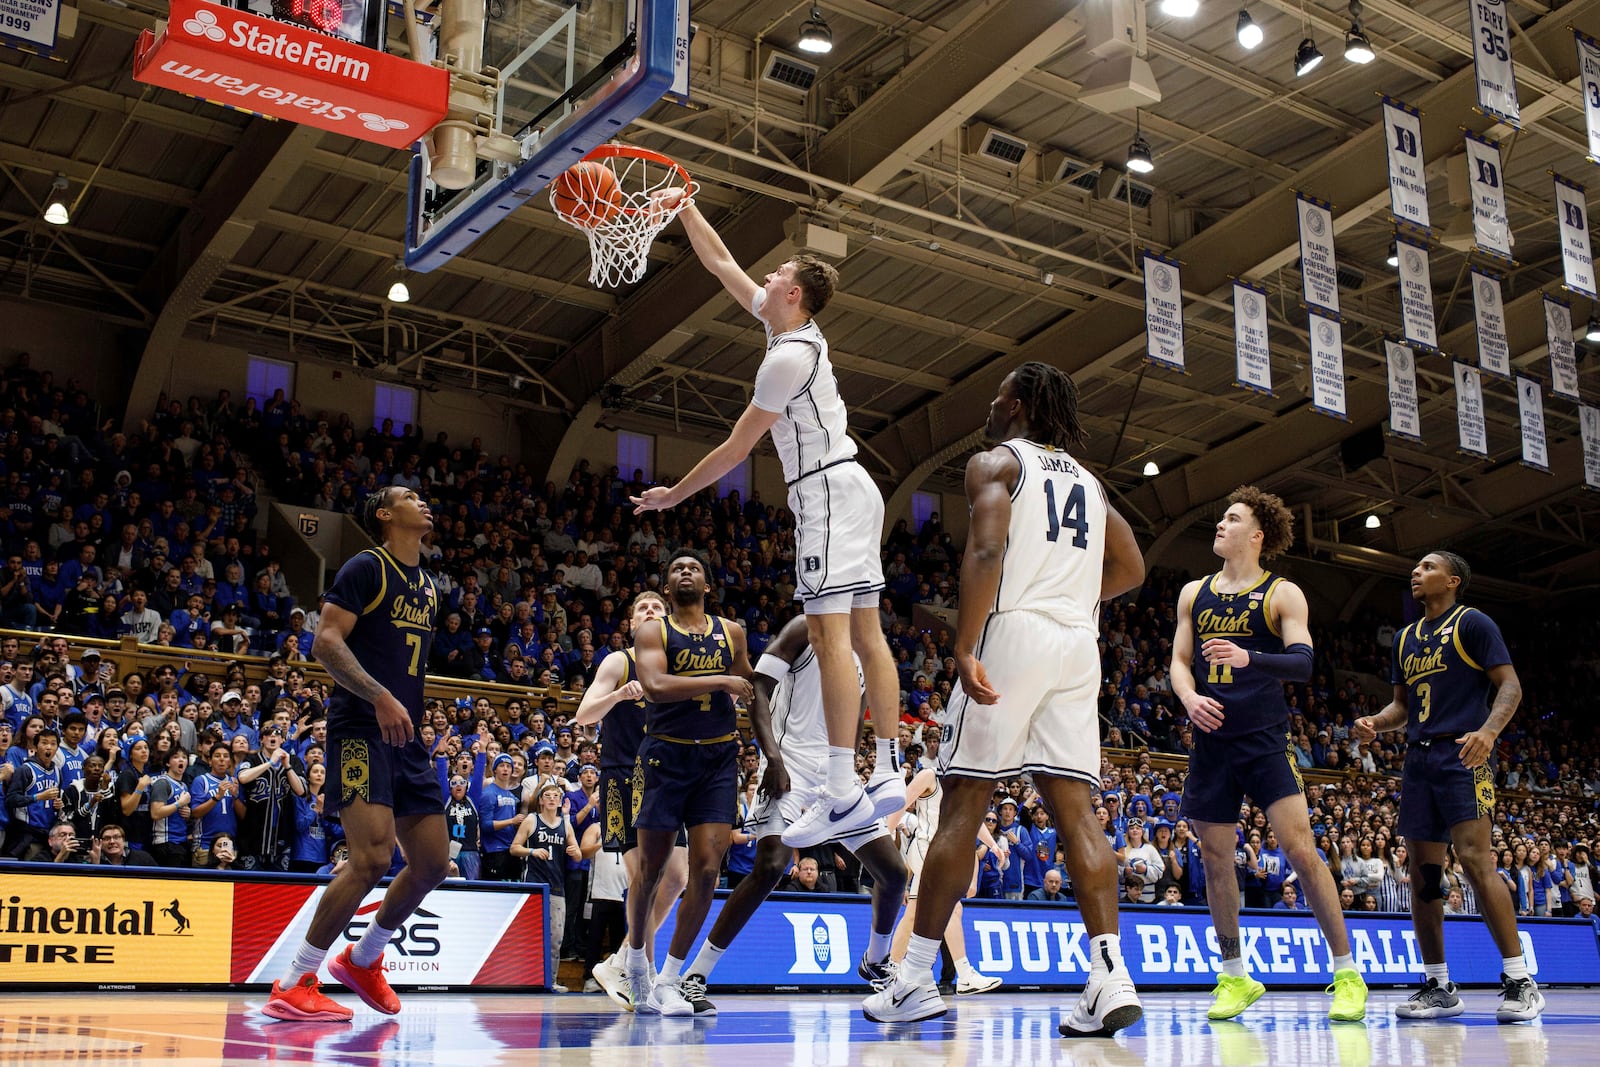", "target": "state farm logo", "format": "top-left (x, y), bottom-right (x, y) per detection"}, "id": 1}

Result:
top-left (184, 8), bottom-right (226, 40)
top-left (358, 113), bottom-right (409, 133)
